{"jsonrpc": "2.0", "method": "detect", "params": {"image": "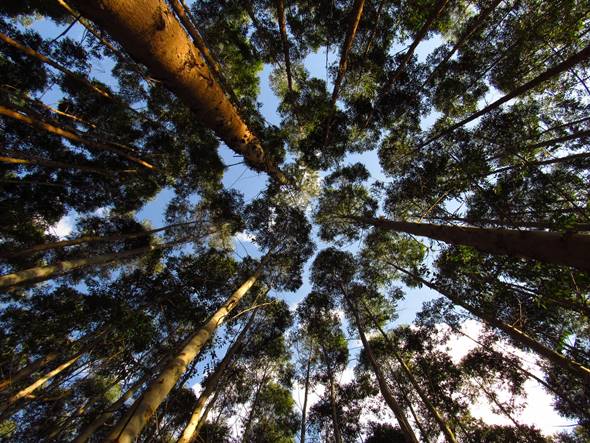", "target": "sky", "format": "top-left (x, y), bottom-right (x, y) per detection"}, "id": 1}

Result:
top-left (25, 11), bottom-right (576, 440)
